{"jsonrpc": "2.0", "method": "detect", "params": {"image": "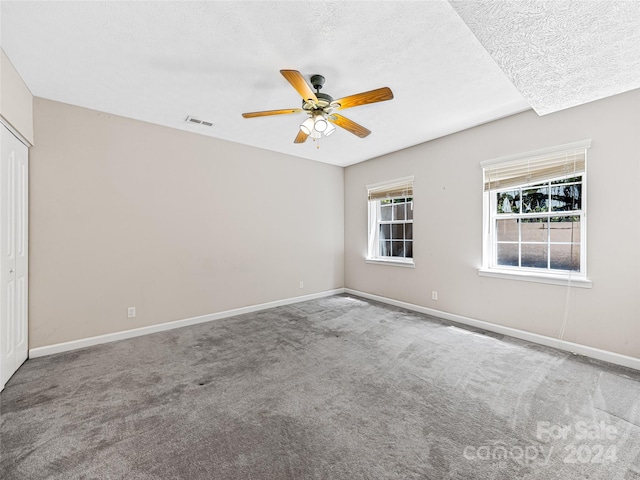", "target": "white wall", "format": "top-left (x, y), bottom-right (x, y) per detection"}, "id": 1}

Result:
top-left (345, 89), bottom-right (640, 359)
top-left (29, 98), bottom-right (344, 348)
top-left (0, 49), bottom-right (33, 144)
